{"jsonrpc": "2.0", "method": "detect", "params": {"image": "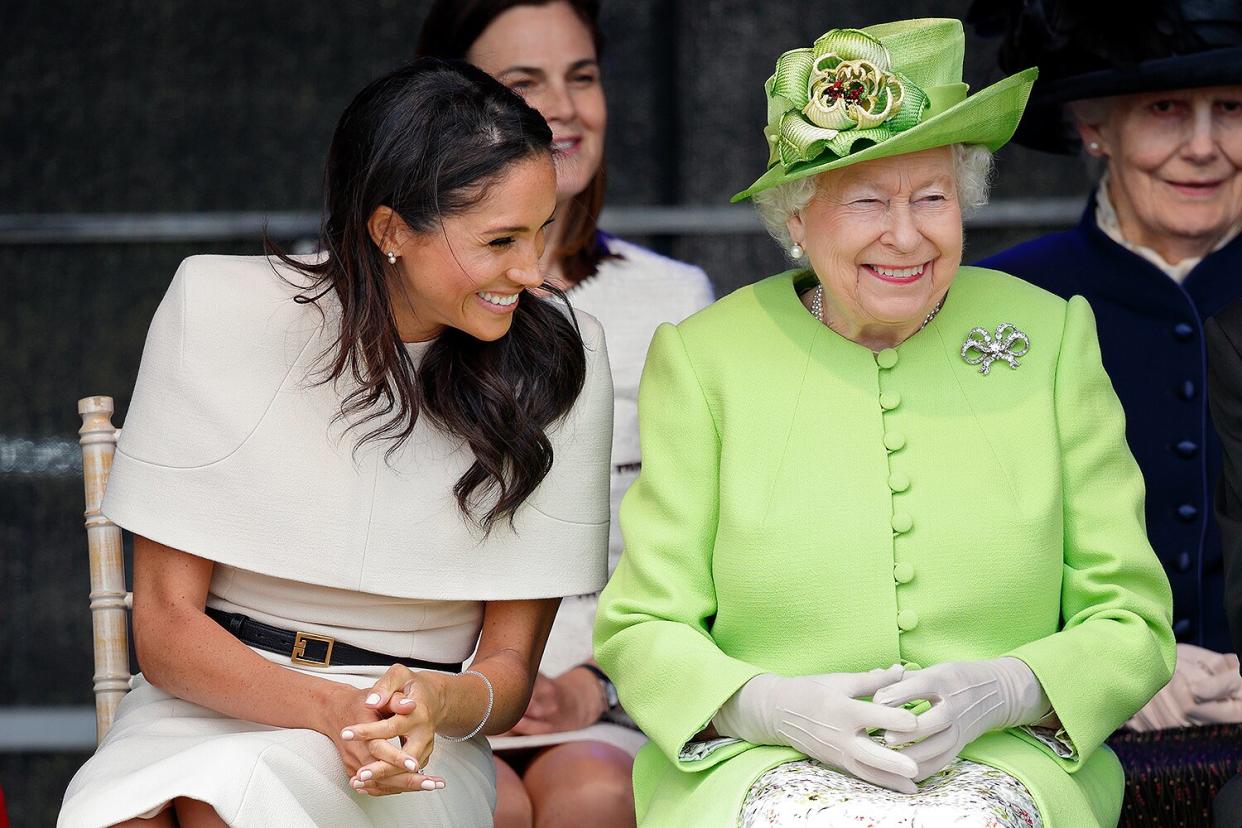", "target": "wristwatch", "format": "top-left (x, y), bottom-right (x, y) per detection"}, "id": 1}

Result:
top-left (579, 663), bottom-right (619, 712)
